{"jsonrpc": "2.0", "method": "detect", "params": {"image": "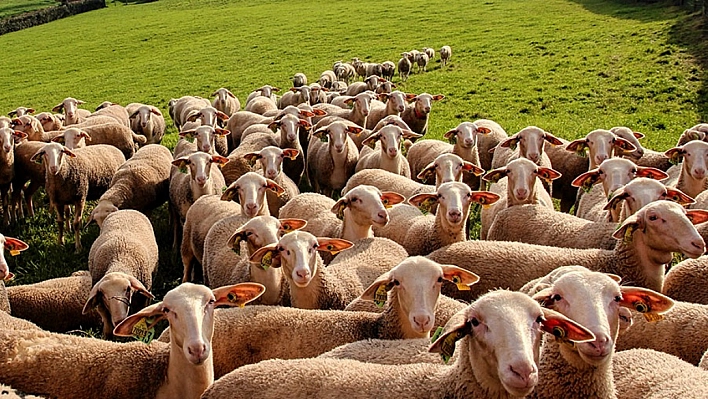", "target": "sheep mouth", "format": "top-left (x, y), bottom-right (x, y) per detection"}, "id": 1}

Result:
top-left (500, 378), bottom-right (536, 398)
